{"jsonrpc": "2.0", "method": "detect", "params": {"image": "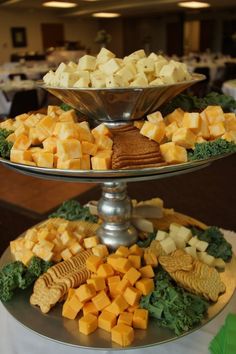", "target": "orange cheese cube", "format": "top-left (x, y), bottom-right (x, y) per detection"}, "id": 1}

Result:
top-left (83, 236), bottom-right (99, 249)
top-left (224, 113), bottom-right (236, 131)
top-left (91, 154), bottom-right (111, 170)
top-left (87, 277), bottom-right (106, 291)
top-left (57, 139), bottom-right (82, 160)
top-left (78, 314), bottom-right (98, 335)
top-left (128, 255), bottom-right (141, 269)
top-left (111, 324), bottom-right (134, 347)
top-left (165, 121), bottom-right (179, 140)
top-left (123, 286), bottom-right (142, 306)
top-left (144, 250), bottom-right (158, 267)
top-left (182, 112), bottom-right (200, 130)
top-left (54, 122), bottom-right (79, 140)
top-left (43, 137), bottom-right (58, 153)
top-left (117, 312), bottom-right (133, 326)
top-left (60, 248), bottom-right (73, 261)
top-left (81, 141), bottom-right (97, 156)
top-left (92, 123), bottom-right (112, 139)
top-left (123, 267), bottom-right (141, 285)
top-left (133, 308), bottom-right (148, 329)
top-left (62, 302), bottom-right (78, 320)
top-left (107, 275), bottom-right (121, 298)
top-left (10, 149), bottom-right (32, 163)
top-left (115, 246), bottom-right (129, 258)
top-left (92, 290), bottom-right (111, 311)
top-left (209, 122), bottom-right (226, 138)
top-left (82, 301), bottom-right (99, 316)
top-left (92, 244), bottom-right (109, 257)
top-left (14, 124), bottom-right (29, 137)
top-left (98, 310), bottom-right (117, 332)
top-left (69, 241), bottom-right (83, 255)
top-left (140, 121), bottom-right (165, 143)
top-left (86, 255), bottom-right (103, 273)
top-left (172, 127), bottom-right (196, 149)
top-left (139, 265), bottom-right (155, 278)
top-left (165, 108), bottom-right (184, 127)
top-left (57, 158), bottom-right (81, 170)
top-left (75, 284), bottom-right (96, 303)
top-left (80, 154), bottom-right (91, 170)
top-left (67, 294), bottom-right (83, 314)
top-left (60, 230), bottom-right (74, 246)
top-left (59, 109), bottom-right (77, 122)
top-left (198, 115), bottom-right (210, 139)
top-left (129, 244), bottom-right (143, 257)
top-left (34, 151), bottom-right (54, 168)
top-left (107, 257), bottom-right (132, 273)
top-left (160, 142), bottom-right (187, 163)
top-left (13, 134), bottom-right (31, 151)
top-left (97, 263), bottom-right (114, 277)
top-left (106, 295), bottom-right (129, 316)
top-left (127, 304), bottom-right (139, 313)
top-left (135, 278), bottom-right (154, 295)
top-left (203, 105), bottom-right (225, 124)
top-left (95, 135), bottom-right (113, 151)
top-left (116, 278), bottom-right (130, 294)
top-left (134, 120), bottom-right (144, 130)
top-left (37, 115), bottom-right (56, 136)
